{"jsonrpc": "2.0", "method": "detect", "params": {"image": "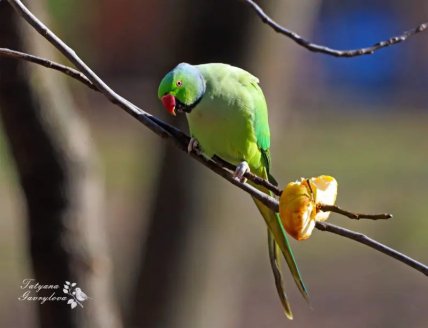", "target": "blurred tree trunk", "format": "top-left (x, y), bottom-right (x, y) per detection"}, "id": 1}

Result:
top-left (0, 2), bottom-right (121, 328)
top-left (129, 1), bottom-right (253, 327)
